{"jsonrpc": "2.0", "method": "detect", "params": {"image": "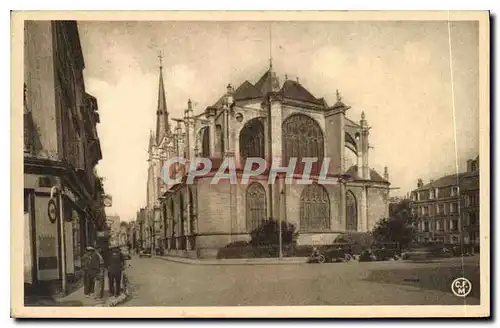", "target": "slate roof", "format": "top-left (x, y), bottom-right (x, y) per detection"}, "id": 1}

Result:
top-left (233, 80), bottom-right (263, 101)
top-left (416, 173), bottom-right (466, 191)
top-left (211, 68), bottom-right (326, 107)
top-left (460, 172), bottom-right (479, 190)
top-left (254, 70), bottom-right (275, 95)
top-left (281, 79), bottom-right (324, 105)
top-left (345, 165), bottom-right (389, 183)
